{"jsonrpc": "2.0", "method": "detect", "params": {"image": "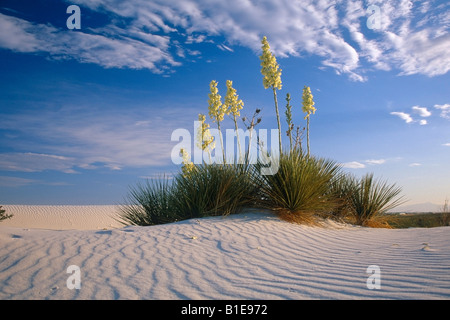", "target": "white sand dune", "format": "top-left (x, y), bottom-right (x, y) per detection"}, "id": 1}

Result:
top-left (0, 205), bottom-right (449, 300)
top-left (0, 205), bottom-right (123, 230)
